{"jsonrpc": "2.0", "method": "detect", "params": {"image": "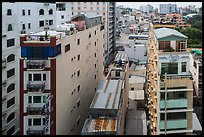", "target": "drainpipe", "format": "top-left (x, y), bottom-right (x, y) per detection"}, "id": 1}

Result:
top-left (164, 73), bottom-right (167, 135)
